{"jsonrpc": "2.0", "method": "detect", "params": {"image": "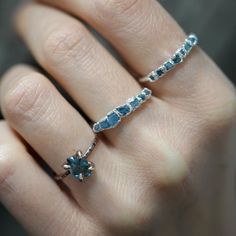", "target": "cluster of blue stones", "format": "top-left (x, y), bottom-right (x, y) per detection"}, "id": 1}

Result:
top-left (93, 88), bottom-right (152, 133)
top-left (66, 155), bottom-right (94, 181)
top-left (147, 33), bottom-right (198, 82)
